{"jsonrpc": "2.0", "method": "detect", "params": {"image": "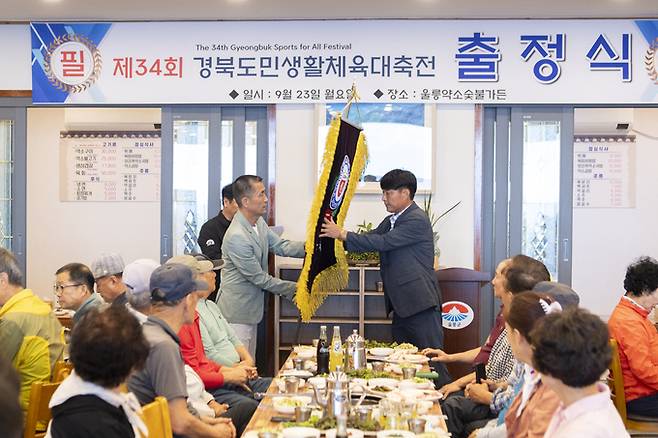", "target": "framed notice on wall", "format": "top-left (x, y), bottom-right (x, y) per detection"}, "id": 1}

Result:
top-left (573, 136), bottom-right (635, 209)
top-left (60, 131), bottom-right (161, 202)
